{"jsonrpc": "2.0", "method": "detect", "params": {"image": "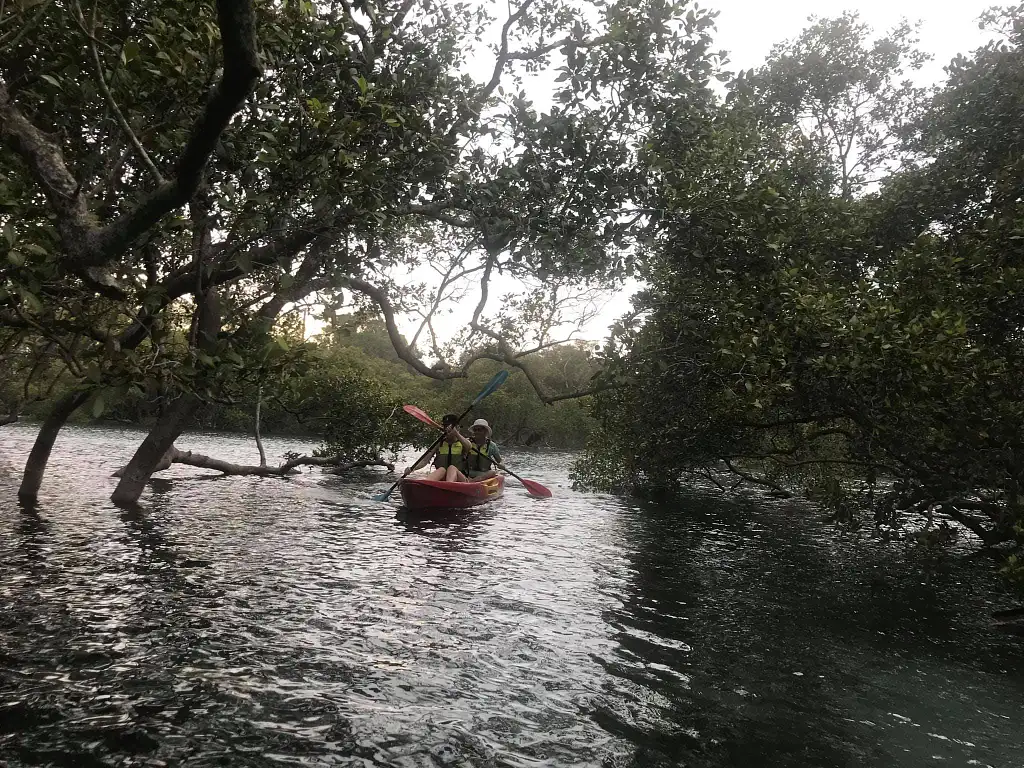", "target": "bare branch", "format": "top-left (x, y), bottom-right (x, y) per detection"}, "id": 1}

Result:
top-left (114, 445), bottom-right (394, 477)
top-left (470, 254), bottom-right (495, 330)
top-left (723, 459), bottom-right (793, 497)
top-left (254, 385), bottom-right (267, 466)
top-left (341, 273), bottom-right (466, 379)
top-left (409, 247), bottom-right (478, 351)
